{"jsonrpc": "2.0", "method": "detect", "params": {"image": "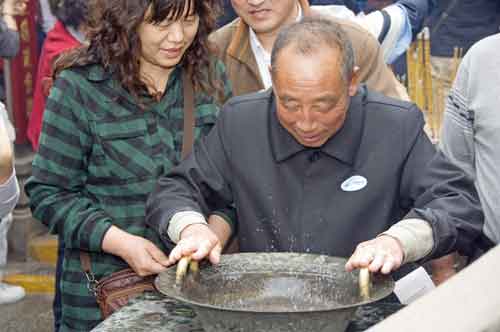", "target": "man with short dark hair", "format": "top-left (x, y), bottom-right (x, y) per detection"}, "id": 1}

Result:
top-left (146, 17), bottom-right (485, 275)
top-left (211, 0), bottom-right (410, 99)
